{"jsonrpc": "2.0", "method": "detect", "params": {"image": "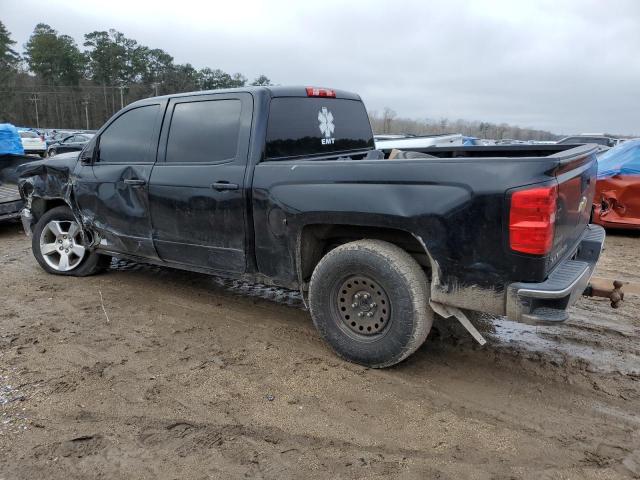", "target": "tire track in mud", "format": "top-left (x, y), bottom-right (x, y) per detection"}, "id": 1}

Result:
top-left (2, 223), bottom-right (640, 478)
top-left (110, 257), bottom-right (640, 378)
